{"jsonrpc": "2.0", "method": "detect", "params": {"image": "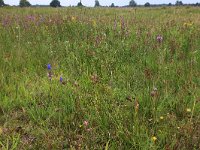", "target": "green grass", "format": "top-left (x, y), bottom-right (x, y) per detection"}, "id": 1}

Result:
top-left (0, 6), bottom-right (200, 149)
